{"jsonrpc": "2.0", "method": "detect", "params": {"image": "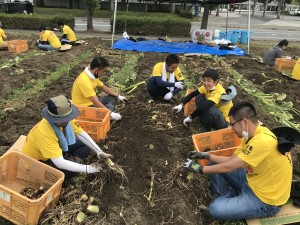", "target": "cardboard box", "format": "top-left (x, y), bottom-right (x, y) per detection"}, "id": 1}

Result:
top-left (247, 200), bottom-right (300, 225)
